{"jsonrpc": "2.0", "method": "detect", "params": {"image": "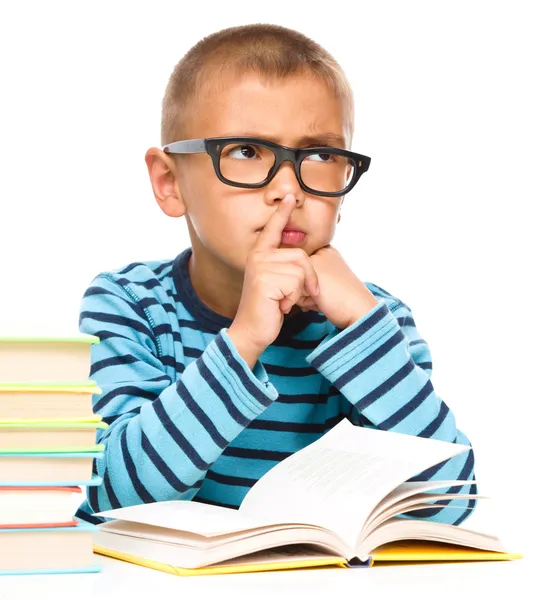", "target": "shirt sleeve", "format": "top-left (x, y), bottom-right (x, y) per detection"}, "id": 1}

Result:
top-left (79, 274), bottom-right (278, 515)
top-left (305, 298), bottom-right (478, 526)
